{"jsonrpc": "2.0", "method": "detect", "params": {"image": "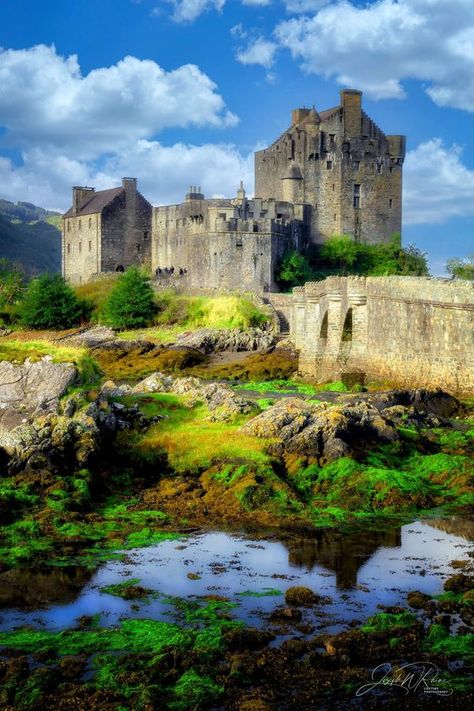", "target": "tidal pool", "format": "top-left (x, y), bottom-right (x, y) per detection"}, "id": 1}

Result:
top-left (0, 517), bottom-right (472, 635)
